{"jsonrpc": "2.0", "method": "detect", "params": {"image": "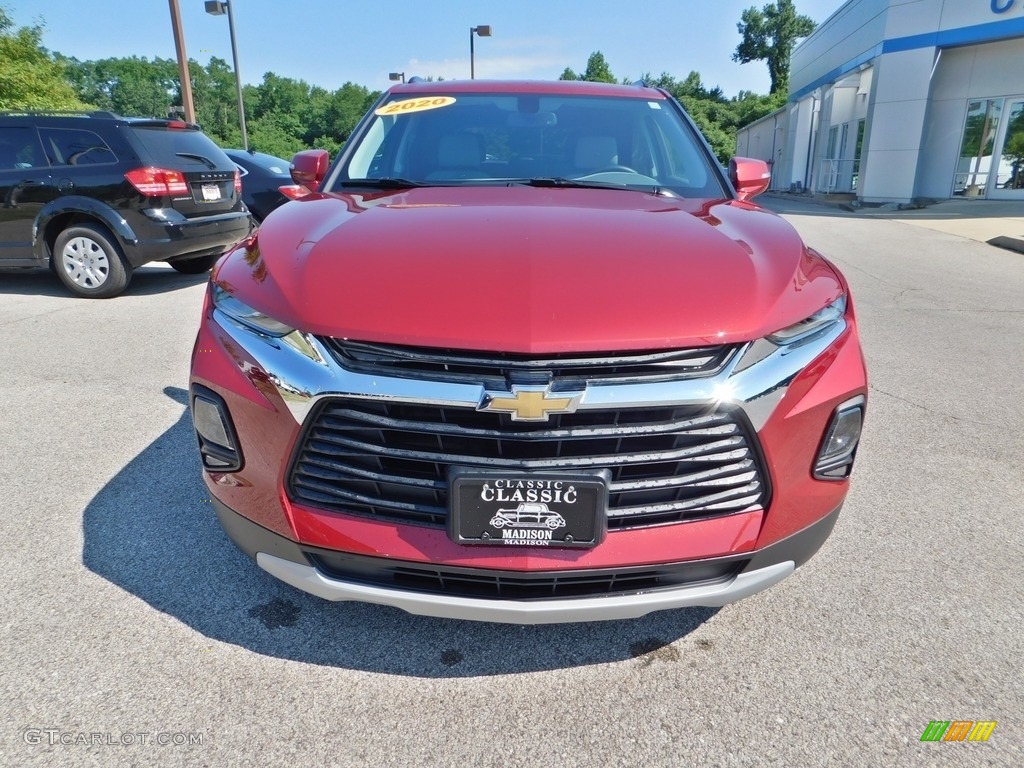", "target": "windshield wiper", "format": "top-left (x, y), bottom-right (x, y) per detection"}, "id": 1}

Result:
top-left (520, 177), bottom-right (670, 195)
top-left (522, 176), bottom-right (625, 189)
top-left (175, 152), bottom-right (217, 169)
top-left (336, 177), bottom-right (429, 189)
